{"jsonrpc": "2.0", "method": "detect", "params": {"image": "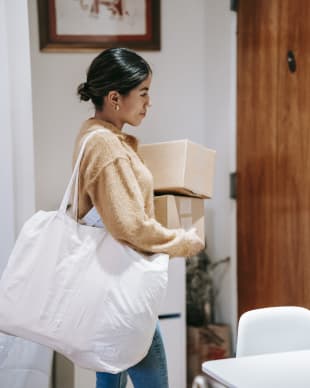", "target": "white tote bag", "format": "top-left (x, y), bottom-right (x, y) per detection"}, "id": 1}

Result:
top-left (0, 129), bottom-right (169, 373)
